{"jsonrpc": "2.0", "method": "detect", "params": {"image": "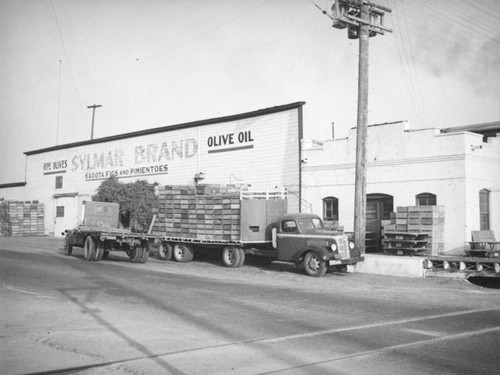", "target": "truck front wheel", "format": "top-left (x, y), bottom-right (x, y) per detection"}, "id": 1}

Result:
top-left (173, 243), bottom-right (194, 262)
top-left (303, 251), bottom-right (327, 277)
top-left (83, 236), bottom-right (96, 261)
